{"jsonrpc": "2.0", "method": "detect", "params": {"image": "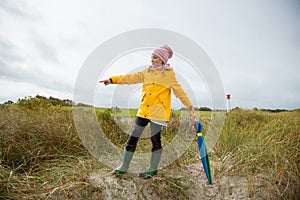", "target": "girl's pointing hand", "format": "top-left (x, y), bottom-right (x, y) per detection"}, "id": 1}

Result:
top-left (99, 79), bottom-right (111, 86)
